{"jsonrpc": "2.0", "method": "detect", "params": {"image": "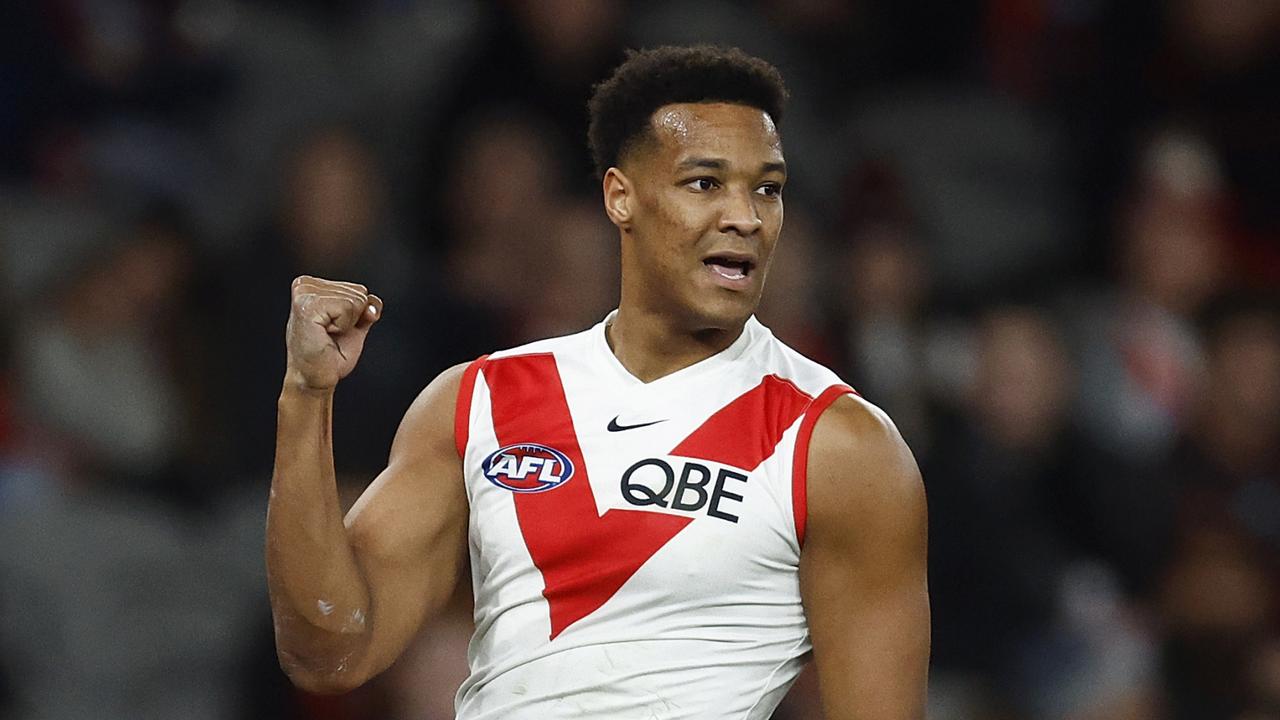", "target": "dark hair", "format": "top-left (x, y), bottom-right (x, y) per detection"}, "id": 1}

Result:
top-left (587, 45), bottom-right (789, 180)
